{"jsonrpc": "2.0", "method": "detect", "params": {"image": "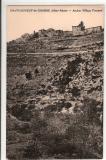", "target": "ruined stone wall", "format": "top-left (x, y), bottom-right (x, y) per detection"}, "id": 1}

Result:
top-left (72, 24), bottom-right (102, 36)
top-left (85, 26), bottom-right (102, 34)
